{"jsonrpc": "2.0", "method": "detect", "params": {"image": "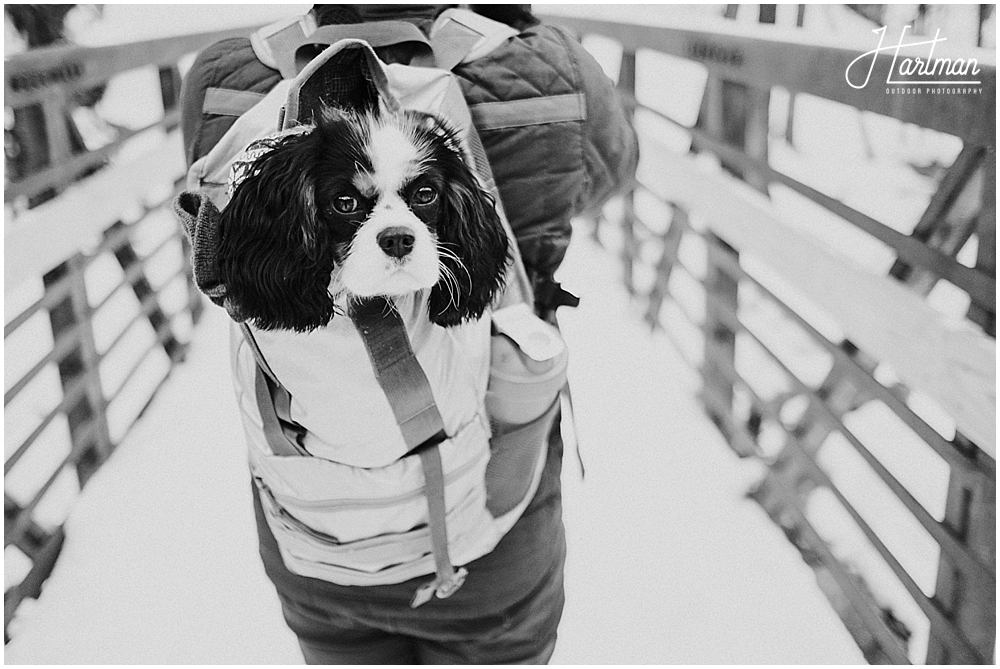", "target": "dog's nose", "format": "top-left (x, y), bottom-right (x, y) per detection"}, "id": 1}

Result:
top-left (377, 227), bottom-right (416, 259)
